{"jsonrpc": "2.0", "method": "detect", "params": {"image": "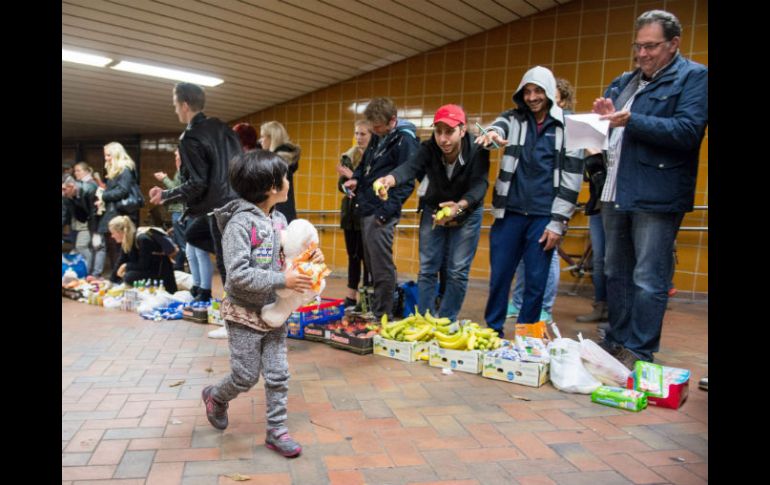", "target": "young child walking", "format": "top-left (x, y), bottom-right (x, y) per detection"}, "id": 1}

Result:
top-left (201, 149), bottom-right (322, 458)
